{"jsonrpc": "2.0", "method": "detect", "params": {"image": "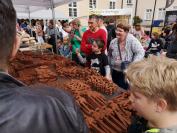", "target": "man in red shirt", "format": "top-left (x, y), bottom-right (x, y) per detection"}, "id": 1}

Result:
top-left (81, 14), bottom-right (107, 55)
